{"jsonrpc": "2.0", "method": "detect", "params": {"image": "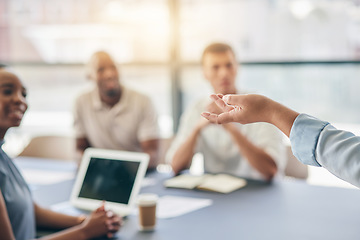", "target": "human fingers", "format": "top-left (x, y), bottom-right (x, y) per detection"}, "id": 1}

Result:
top-left (210, 94), bottom-right (236, 112)
top-left (95, 201), bottom-right (106, 213)
top-left (201, 112), bottom-right (233, 124)
top-left (206, 101), bottom-right (222, 114)
top-left (106, 210), bottom-right (114, 218)
top-left (216, 112), bottom-right (237, 124)
top-left (106, 211), bottom-right (122, 230)
top-left (201, 112), bottom-right (217, 123)
top-left (105, 217), bottom-right (121, 239)
top-left (106, 220), bottom-right (122, 233)
top-left (222, 94), bottom-right (244, 106)
top-left (81, 211), bottom-right (108, 238)
top-left (89, 210), bottom-right (107, 222)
